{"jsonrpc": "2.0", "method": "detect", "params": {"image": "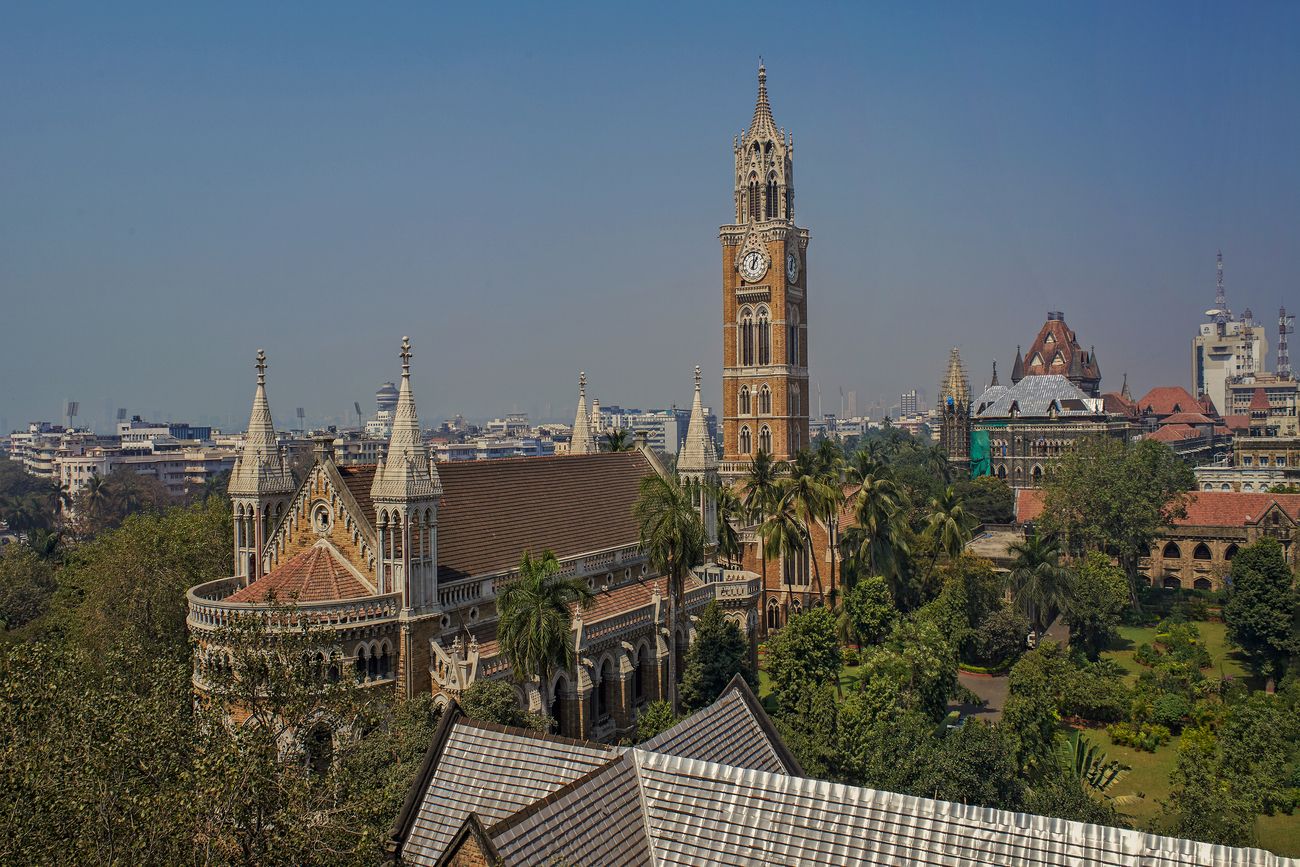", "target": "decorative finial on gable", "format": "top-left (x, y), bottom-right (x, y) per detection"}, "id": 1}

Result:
top-left (255, 349), bottom-right (267, 386)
